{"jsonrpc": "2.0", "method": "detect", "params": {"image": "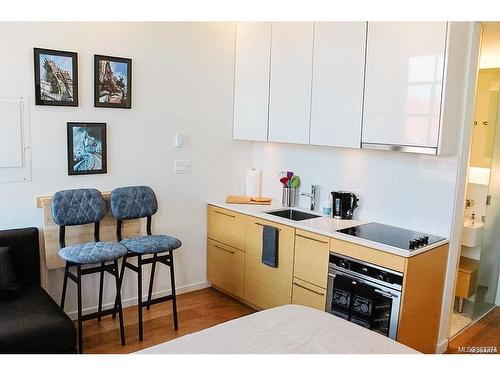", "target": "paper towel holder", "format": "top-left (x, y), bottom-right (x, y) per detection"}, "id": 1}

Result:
top-left (245, 168), bottom-right (262, 197)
